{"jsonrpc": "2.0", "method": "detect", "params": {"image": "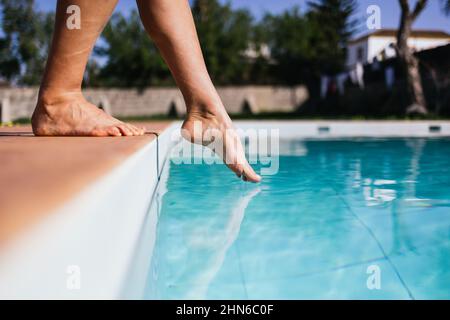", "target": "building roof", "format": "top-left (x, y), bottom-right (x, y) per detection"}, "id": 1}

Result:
top-left (349, 29), bottom-right (450, 45)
